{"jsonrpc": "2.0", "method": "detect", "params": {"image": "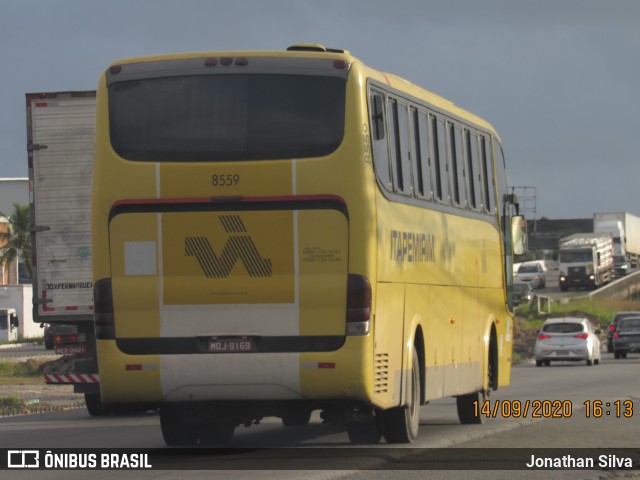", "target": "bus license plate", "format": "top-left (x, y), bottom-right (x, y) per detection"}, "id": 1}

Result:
top-left (208, 337), bottom-right (254, 353)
